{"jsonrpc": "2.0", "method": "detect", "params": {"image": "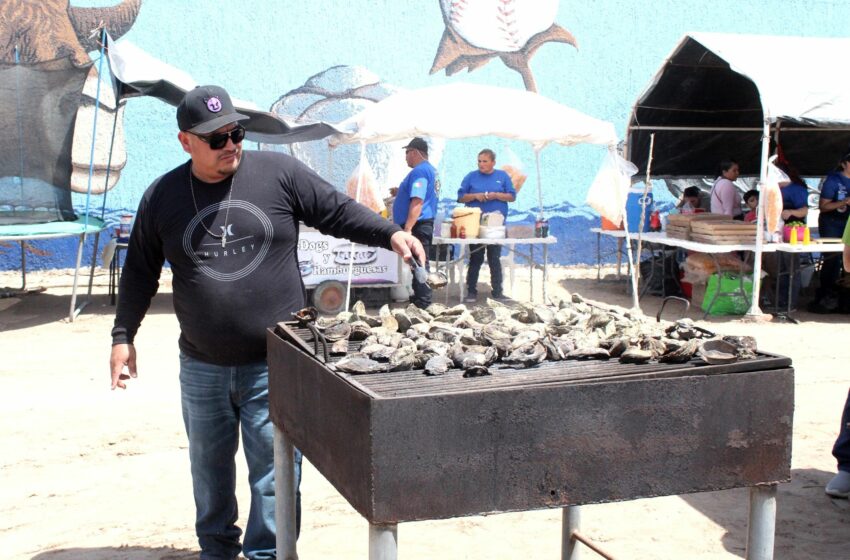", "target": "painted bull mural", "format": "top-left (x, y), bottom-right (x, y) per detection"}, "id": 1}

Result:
top-left (0, 0), bottom-right (141, 212)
